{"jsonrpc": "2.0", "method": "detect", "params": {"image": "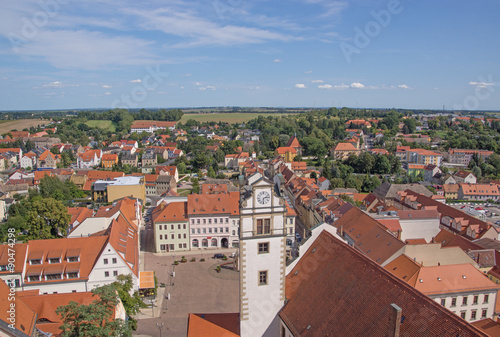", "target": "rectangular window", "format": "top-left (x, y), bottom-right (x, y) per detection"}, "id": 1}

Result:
top-left (178, 224), bottom-right (181, 229)
top-left (257, 219), bottom-right (271, 234)
top-left (197, 219), bottom-right (200, 224)
top-left (197, 228), bottom-right (200, 234)
top-left (221, 218), bottom-right (223, 223)
top-left (208, 219), bottom-right (212, 224)
top-left (160, 235), bottom-right (163, 240)
top-left (473, 295), bottom-right (478, 304)
top-left (67, 272), bottom-right (78, 279)
top-left (471, 310), bottom-right (477, 320)
top-left (220, 227), bottom-right (223, 233)
top-left (49, 258), bottom-right (60, 264)
top-left (104, 258), bottom-right (108, 265)
top-left (178, 234), bottom-right (181, 239)
top-left (179, 243), bottom-right (182, 249)
top-left (462, 297), bottom-right (468, 306)
top-left (226, 227), bottom-right (229, 233)
top-left (105, 271), bottom-right (109, 277)
top-left (259, 271), bottom-right (268, 285)
top-left (112, 258), bottom-right (117, 264)
top-left (160, 244), bottom-right (166, 251)
top-left (208, 228), bottom-right (212, 234)
top-left (203, 219), bottom-right (206, 224)
top-left (183, 243), bottom-right (187, 248)
top-left (169, 244), bottom-right (174, 251)
top-left (192, 229), bottom-right (195, 234)
top-left (484, 294), bottom-right (489, 303)
top-left (451, 297), bottom-right (457, 307)
top-left (67, 256), bottom-right (79, 262)
top-left (183, 224), bottom-right (186, 229)
top-left (28, 275), bottom-right (40, 282)
top-left (441, 299), bottom-right (446, 306)
top-left (226, 218), bottom-right (228, 223)
top-left (258, 243), bottom-right (269, 254)
top-left (159, 225), bottom-right (162, 230)
top-left (171, 224), bottom-right (174, 230)
top-left (460, 311), bottom-right (466, 319)
top-left (214, 228), bottom-right (218, 233)
top-left (482, 309), bottom-right (487, 318)
top-left (214, 218), bottom-right (217, 224)
top-left (184, 234), bottom-right (186, 239)
top-left (203, 228), bottom-right (206, 234)
top-left (45, 273), bottom-right (62, 280)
